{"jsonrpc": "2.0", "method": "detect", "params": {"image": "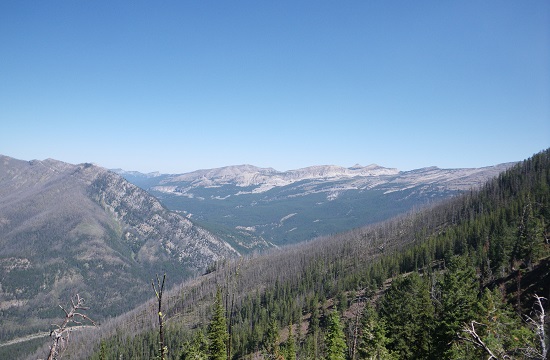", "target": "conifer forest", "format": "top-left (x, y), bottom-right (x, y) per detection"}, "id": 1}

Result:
top-left (22, 149), bottom-right (550, 360)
